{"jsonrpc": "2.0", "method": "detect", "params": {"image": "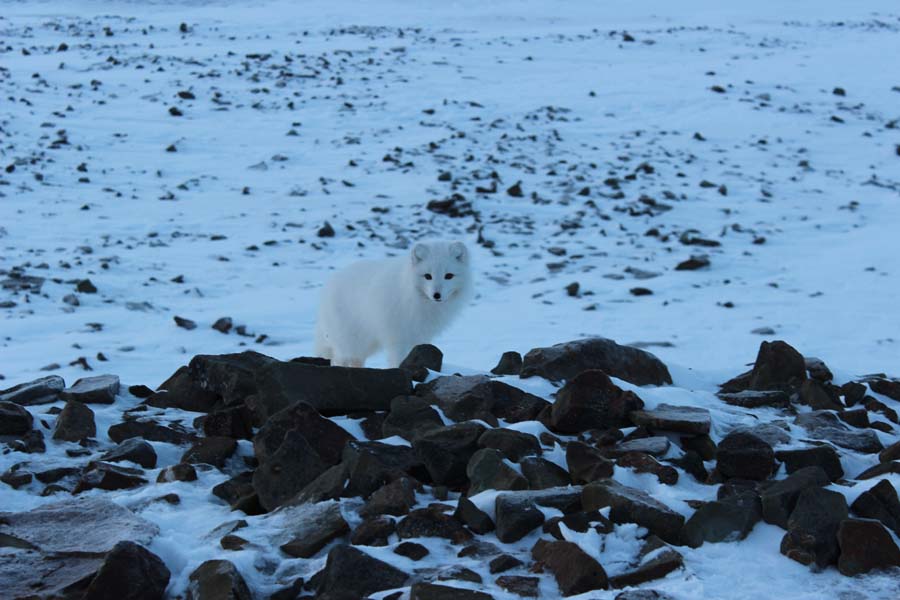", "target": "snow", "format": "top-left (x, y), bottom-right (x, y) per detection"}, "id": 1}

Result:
top-left (1, 0), bottom-right (900, 598)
